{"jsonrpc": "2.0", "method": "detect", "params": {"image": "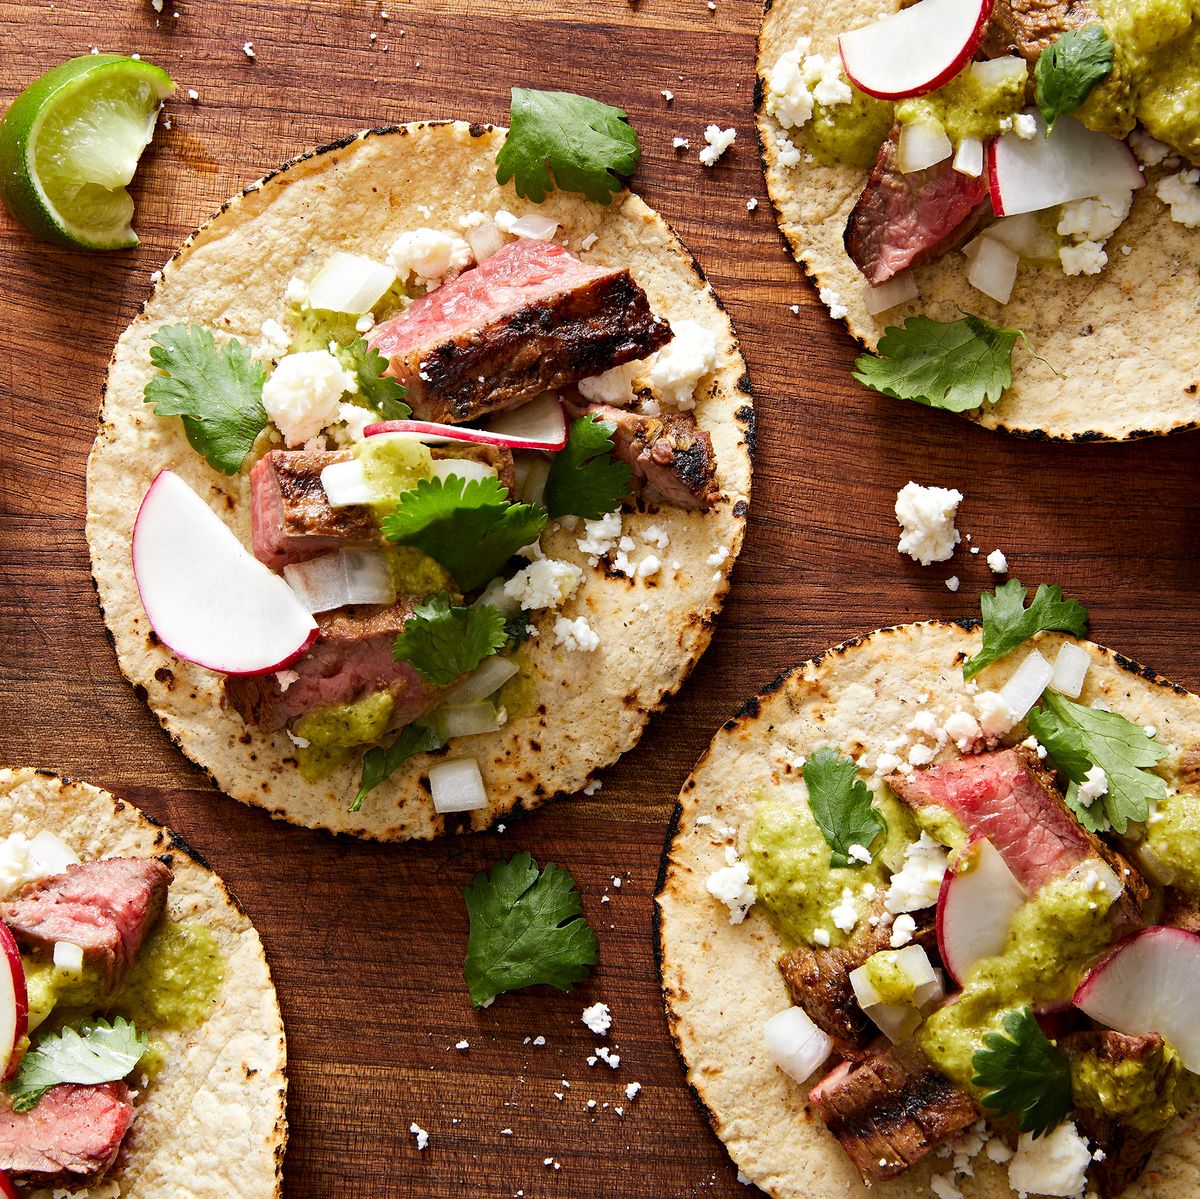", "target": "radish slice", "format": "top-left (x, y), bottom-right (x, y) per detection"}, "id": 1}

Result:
top-left (132, 471), bottom-right (319, 676)
top-left (430, 758), bottom-right (489, 813)
top-left (965, 234), bottom-right (1019, 303)
top-left (485, 393), bottom-right (566, 444)
top-left (0, 1169), bottom-right (16, 1199)
top-left (953, 136), bottom-right (984, 178)
top-left (839, 0), bottom-right (996, 101)
top-left (0, 924), bottom-right (28, 1082)
top-left (463, 220), bottom-right (506, 262)
top-left (442, 655), bottom-right (520, 705)
top-left (864, 272), bottom-right (919, 314)
top-left (364, 407), bottom-right (568, 452)
top-left (1050, 642), bottom-right (1091, 698)
top-left (283, 548), bottom-right (394, 613)
top-left (998, 648), bottom-right (1053, 721)
top-left (989, 112), bottom-right (1144, 217)
top-left (320, 458), bottom-right (377, 507)
top-left (306, 251), bottom-right (397, 314)
top-left (430, 458), bottom-right (496, 486)
top-left (763, 1007), bottom-right (834, 1083)
top-left (937, 838), bottom-right (1027, 984)
top-left (898, 120), bottom-right (953, 173)
top-left (1074, 927), bottom-right (1200, 1073)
